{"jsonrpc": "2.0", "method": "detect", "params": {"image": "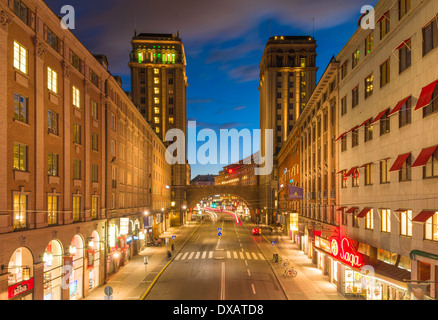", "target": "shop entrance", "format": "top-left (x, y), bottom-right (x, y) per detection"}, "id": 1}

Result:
top-left (8, 247), bottom-right (34, 300)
